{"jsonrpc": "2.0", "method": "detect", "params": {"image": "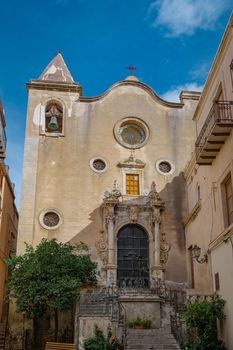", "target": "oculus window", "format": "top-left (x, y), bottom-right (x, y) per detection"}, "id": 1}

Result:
top-left (114, 117), bottom-right (149, 149)
top-left (89, 157), bottom-right (108, 173)
top-left (39, 208), bottom-right (63, 230)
